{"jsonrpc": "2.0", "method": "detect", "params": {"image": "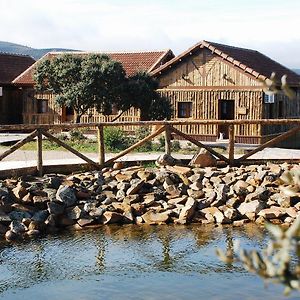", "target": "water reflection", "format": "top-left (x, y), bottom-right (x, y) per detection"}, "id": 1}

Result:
top-left (0, 224), bottom-right (269, 297)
